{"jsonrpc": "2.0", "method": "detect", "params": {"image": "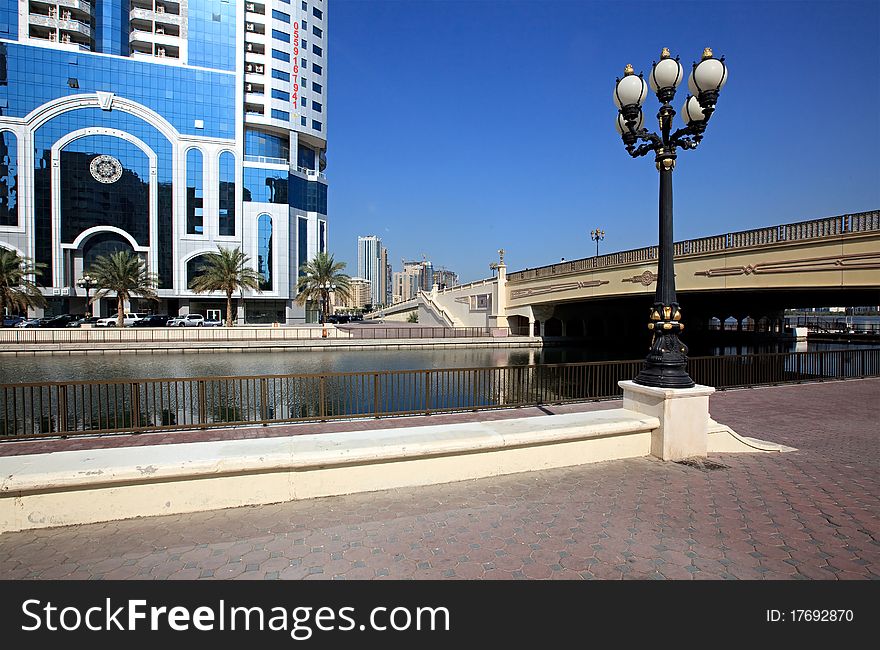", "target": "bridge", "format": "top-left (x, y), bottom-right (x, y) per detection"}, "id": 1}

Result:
top-left (370, 210), bottom-right (880, 339)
